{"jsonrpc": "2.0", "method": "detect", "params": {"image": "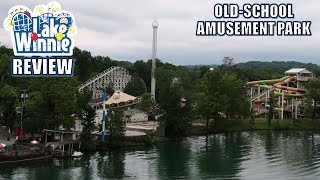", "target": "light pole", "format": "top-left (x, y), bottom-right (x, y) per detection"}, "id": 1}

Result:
top-left (20, 90), bottom-right (28, 139)
top-left (101, 88), bottom-right (107, 144)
